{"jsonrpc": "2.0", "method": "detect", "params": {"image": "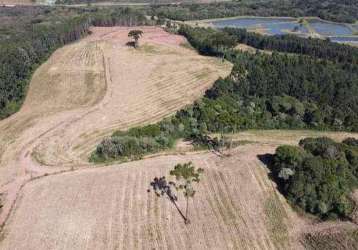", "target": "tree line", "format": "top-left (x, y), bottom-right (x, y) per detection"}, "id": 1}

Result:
top-left (151, 0), bottom-right (358, 23)
top-left (223, 27), bottom-right (358, 65)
